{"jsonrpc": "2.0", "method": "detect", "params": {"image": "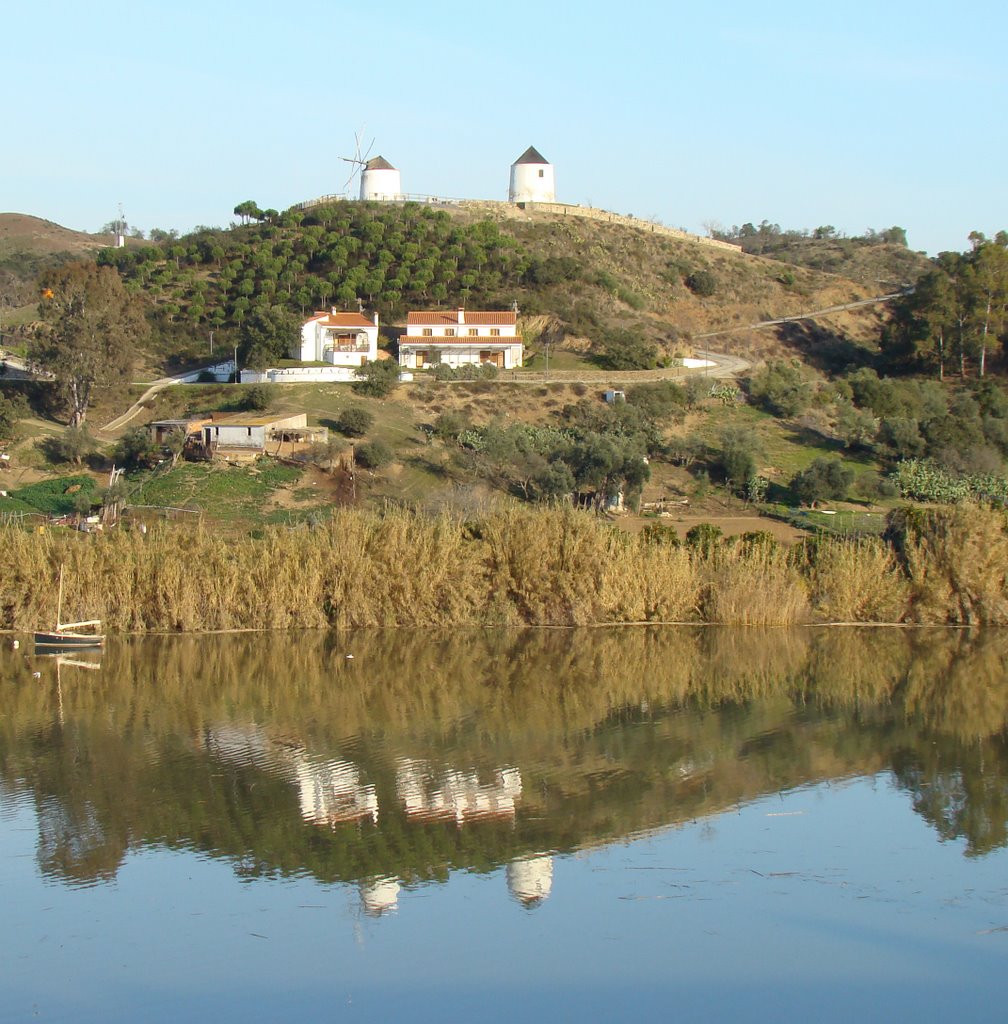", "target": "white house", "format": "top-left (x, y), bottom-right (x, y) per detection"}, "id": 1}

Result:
top-left (295, 309), bottom-right (379, 367)
top-left (398, 308), bottom-right (523, 370)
